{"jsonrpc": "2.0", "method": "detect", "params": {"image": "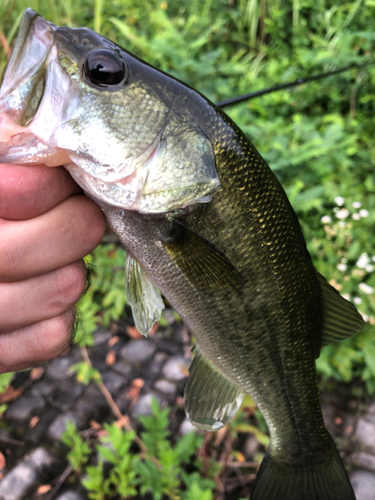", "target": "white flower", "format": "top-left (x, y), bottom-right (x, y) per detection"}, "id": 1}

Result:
top-left (338, 221), bottom-right (346, 228)
top-left (361, 313), bottom-right (369, 322)
top-left (359, 283), bottom-right (374, 295)
top-left (359, 209), bottom-right (369, 218)
top-left (366, 265), bottom-right (374, 273)
top-left (333, 207), bottom-right (340, 213)
top-left (321, 215), bottom-right (332, 224)
top-left (342, 294), bottom-right (351, 301)
top-left (337, 263), bottom-right (347, 272)
top-left (352, 213), bottom-right (361, 220)
top-left (353, 297), bottom-right (363, 304)
top-left (357, 253), bottom-right (370, 268)
top-left (353, 201), bottom-right (362, 208)
top-left (334, 196), bottom-right (345, 206)
top-left (335, 208), bottom-right (350, 219)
